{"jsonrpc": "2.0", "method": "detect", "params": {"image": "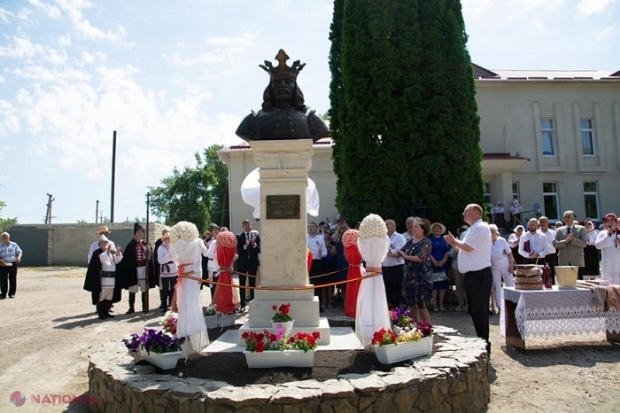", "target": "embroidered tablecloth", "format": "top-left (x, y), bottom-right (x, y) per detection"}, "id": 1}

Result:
top-left (501, 286), bottom-right (620, 338)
